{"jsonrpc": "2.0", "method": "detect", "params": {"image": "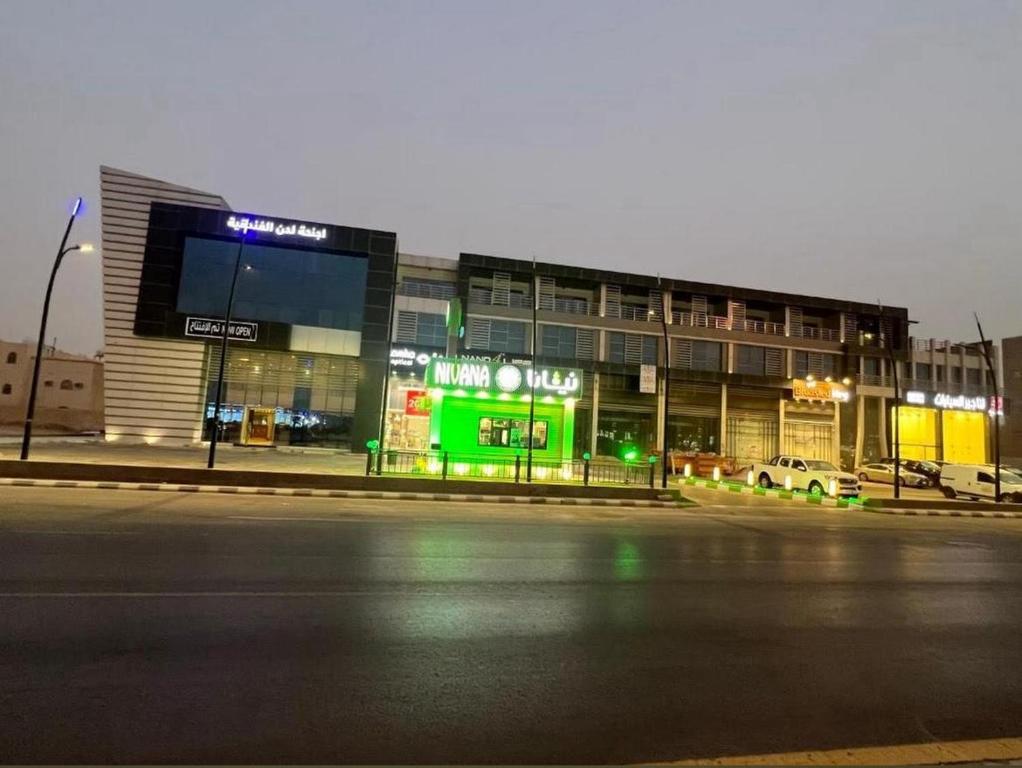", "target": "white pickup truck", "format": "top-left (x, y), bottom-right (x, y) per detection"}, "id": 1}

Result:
top-left (753, 455), bottom-right (862, 498)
